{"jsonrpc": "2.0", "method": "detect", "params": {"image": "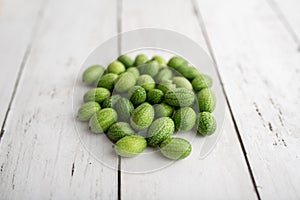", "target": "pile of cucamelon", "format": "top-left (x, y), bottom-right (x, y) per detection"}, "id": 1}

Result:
top-left (78, 54), bottom-right (216, 160)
